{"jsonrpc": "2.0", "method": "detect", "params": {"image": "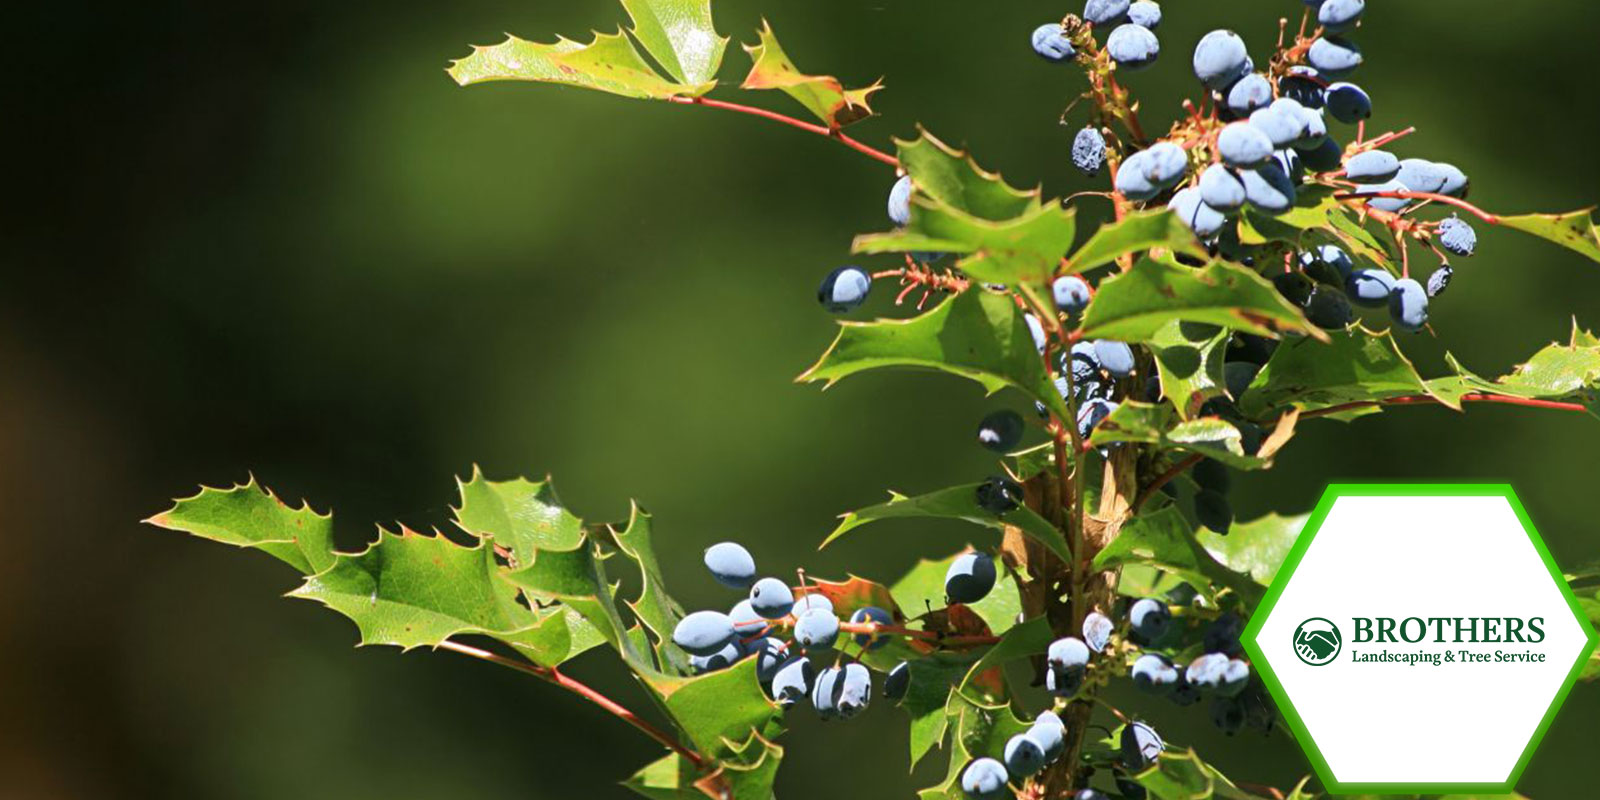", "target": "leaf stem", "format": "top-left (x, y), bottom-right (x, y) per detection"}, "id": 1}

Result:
top-left (1332, 189), bottom-right (1501, 225)
top-left (666, 96), bottom-right (899, 167)
top-left (1131, 453), bottom-right (1203, 513)
top-left (436, 639), bottom-right (705, 767)
top-left (1303, 392), bottom-right (1590, 419)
